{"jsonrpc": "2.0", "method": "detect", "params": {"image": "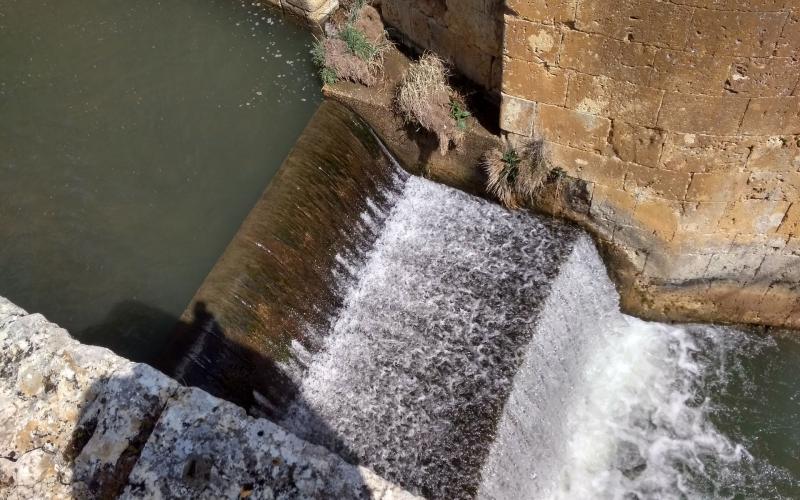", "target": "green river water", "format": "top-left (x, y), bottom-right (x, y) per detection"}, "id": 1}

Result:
top-left (0, 0), bottom-right (320, 364)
